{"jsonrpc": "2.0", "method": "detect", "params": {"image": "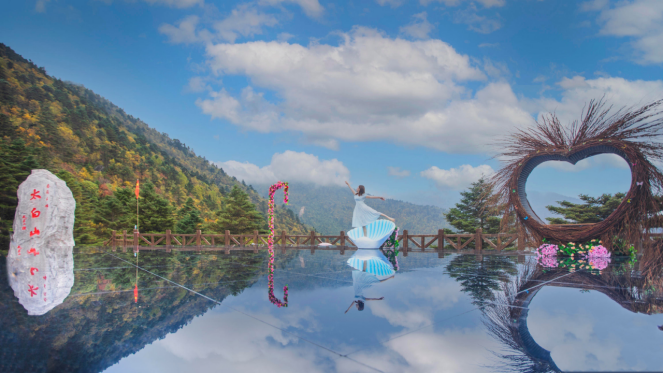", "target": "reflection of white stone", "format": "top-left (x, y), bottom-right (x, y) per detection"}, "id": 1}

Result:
top-left (7, 169), bottom-right (75, 316)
